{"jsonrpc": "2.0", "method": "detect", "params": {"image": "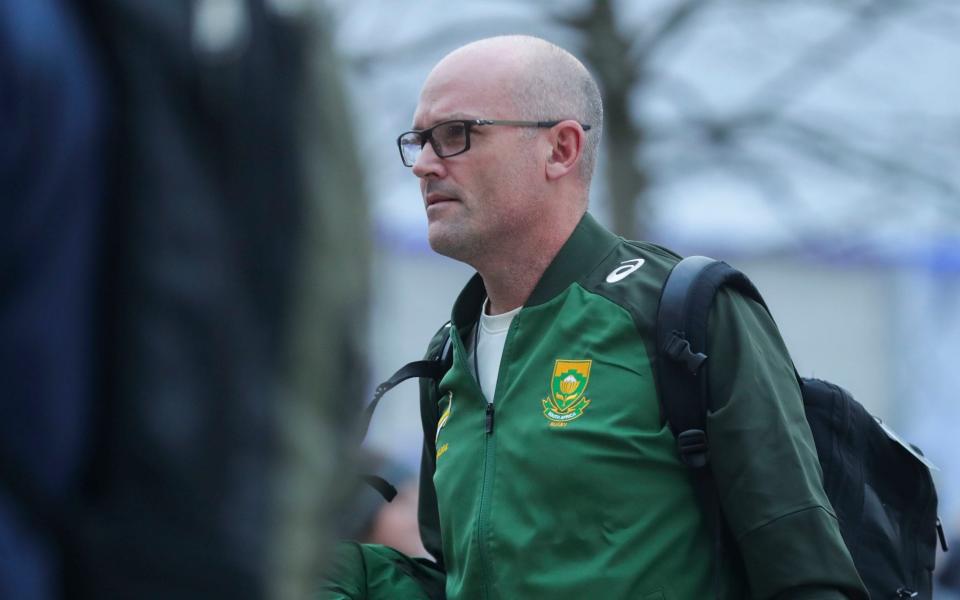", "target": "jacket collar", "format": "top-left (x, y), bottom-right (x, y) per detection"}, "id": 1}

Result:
top-left (450, 212), bottom-right (620, 330)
